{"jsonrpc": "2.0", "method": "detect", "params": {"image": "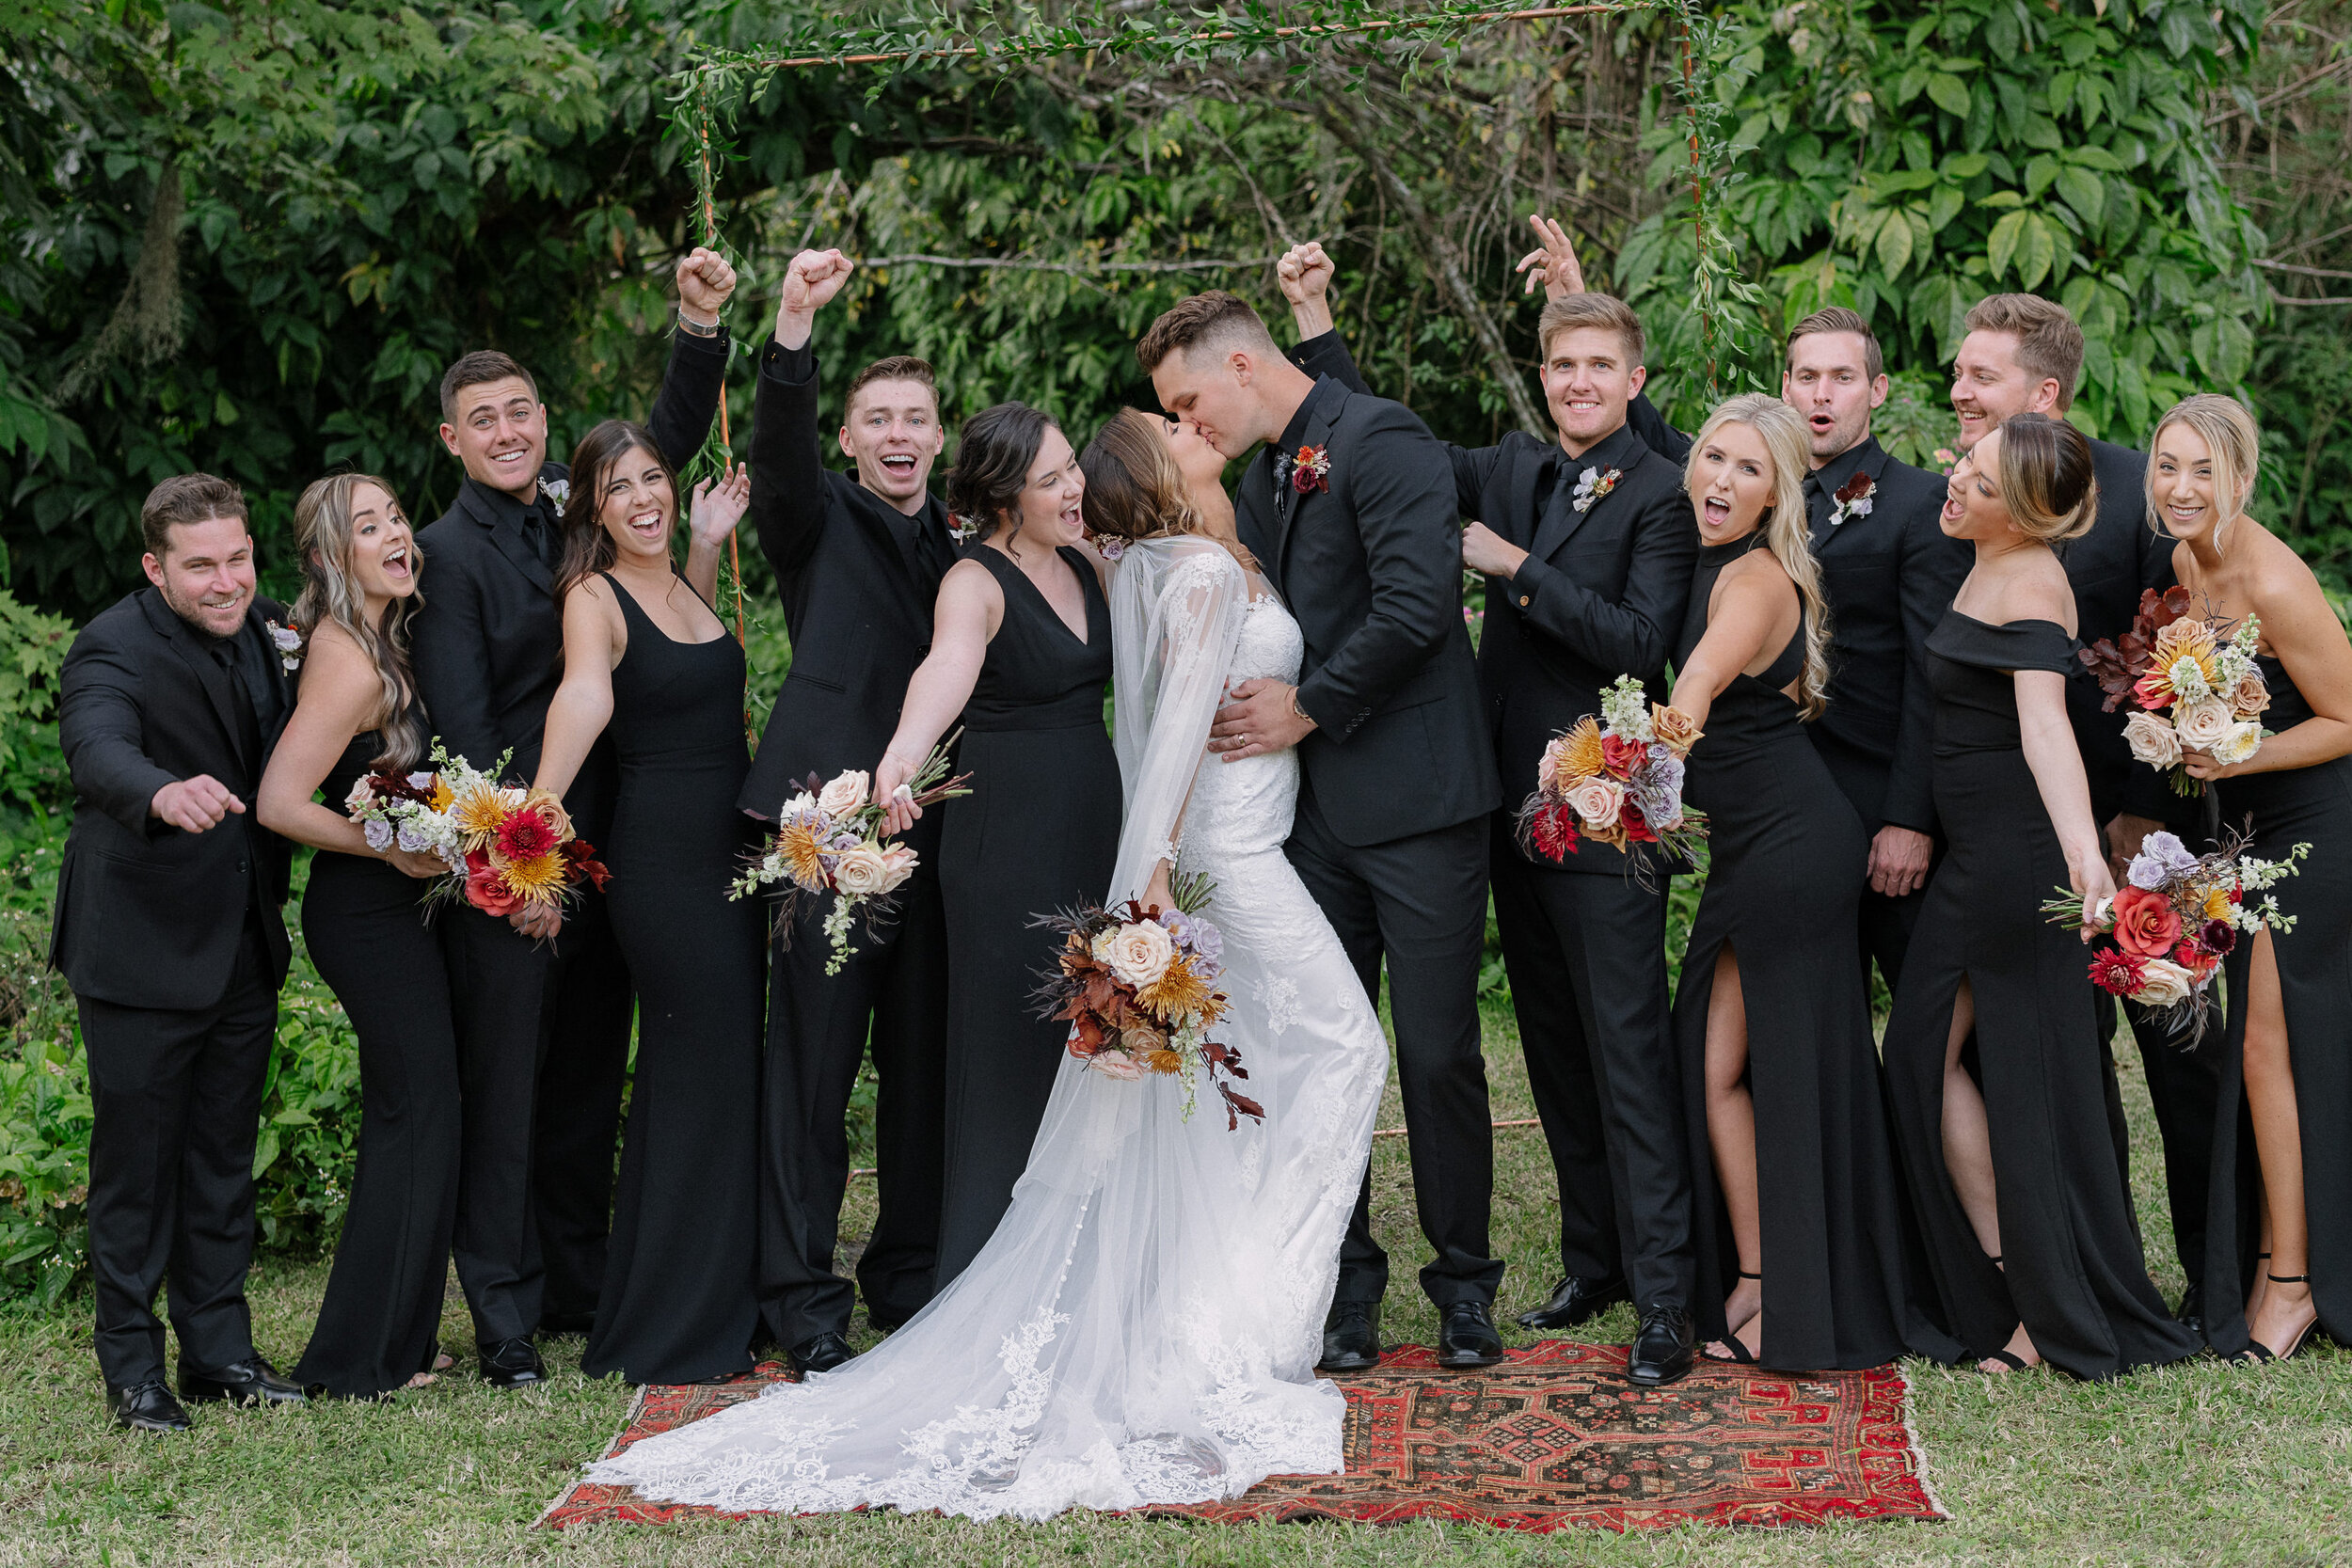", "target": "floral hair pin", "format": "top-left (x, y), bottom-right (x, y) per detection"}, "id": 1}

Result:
top-left (1570, 466), bottom-right (1622, 515)
top-left (1828, 472), bottom-right (1876, 526)
top-left (1290, 444), bottom-right (1331, 495)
